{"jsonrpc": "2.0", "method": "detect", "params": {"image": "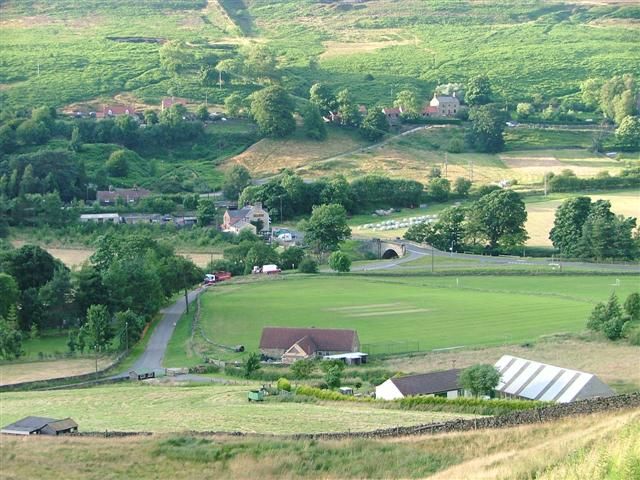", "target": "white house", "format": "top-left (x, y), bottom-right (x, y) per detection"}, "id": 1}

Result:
top-left (494, 355), bottom-right (615, 403)
top-left (376, 369), bottom-right (463, 400)
top-left (428, 93), bottom-right (461, 117)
